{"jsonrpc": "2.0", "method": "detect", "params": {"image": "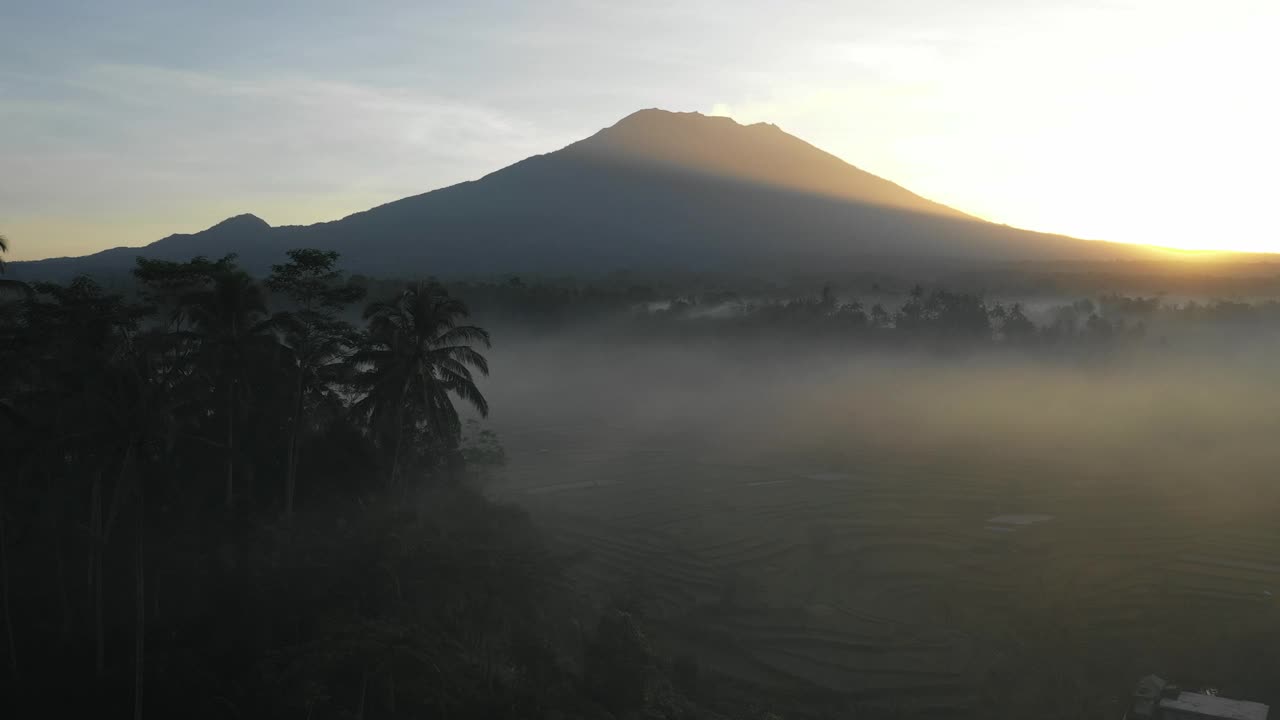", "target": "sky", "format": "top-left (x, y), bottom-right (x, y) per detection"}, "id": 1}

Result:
top-left (2, 0), bottom-right (1278, 261)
